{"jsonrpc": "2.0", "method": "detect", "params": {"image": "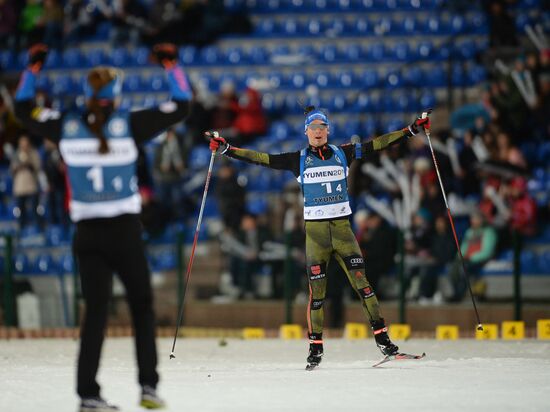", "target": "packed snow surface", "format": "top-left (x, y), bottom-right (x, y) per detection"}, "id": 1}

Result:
top-left (1, 338), bottom-right (549, 411)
